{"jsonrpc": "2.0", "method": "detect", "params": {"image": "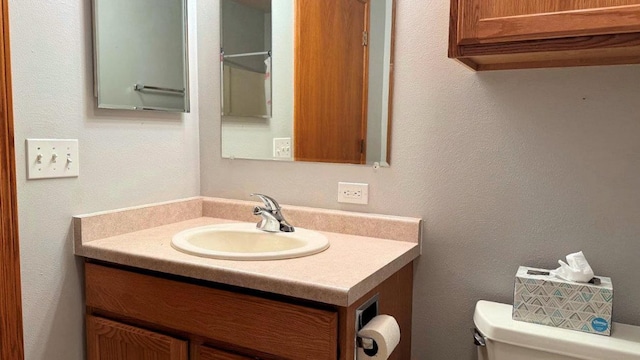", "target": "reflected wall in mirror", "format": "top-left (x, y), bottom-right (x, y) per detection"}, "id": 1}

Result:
top-left (93, 0), bottom-right (190, 113)
top-left (221, 0), bottom-right (395, 166)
